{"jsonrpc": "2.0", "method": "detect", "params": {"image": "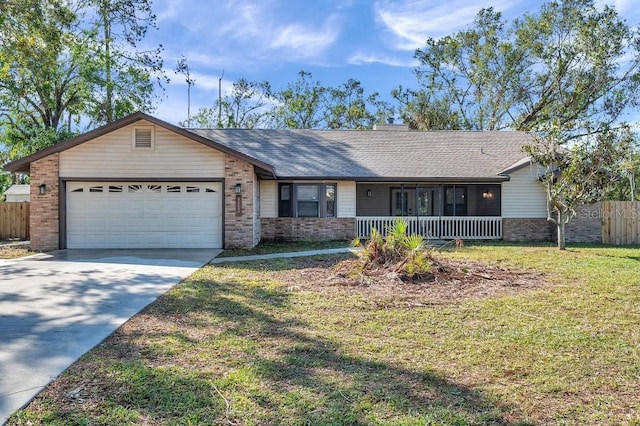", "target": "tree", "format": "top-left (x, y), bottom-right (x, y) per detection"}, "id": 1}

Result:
top-left (513, 0), bottom-right (640, 136)
top-left (175, 55), bottom-right (195, 128)
top-left (412, 7), bottom-right (526, 130)
top-left (525, 126), bottom-right (634, 249)
top-left (324, 79), bottom-right (394, 129)
top-left (184, 79), bottom-right (273, 129)
top-left (271, 71), bottom-right (327, 129)
top-left (0, 0), bottom-right (89, 158)
top-left (412, 0), bottom-right (640, 248)
top-left (411, 0), bottom-right (640, 136)
top-left (518, 0), bottom-right (640, 249)
top-left (82, 0), bottom-right (165, 124)
top-left (391, 86), bottom-right (461, 130)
